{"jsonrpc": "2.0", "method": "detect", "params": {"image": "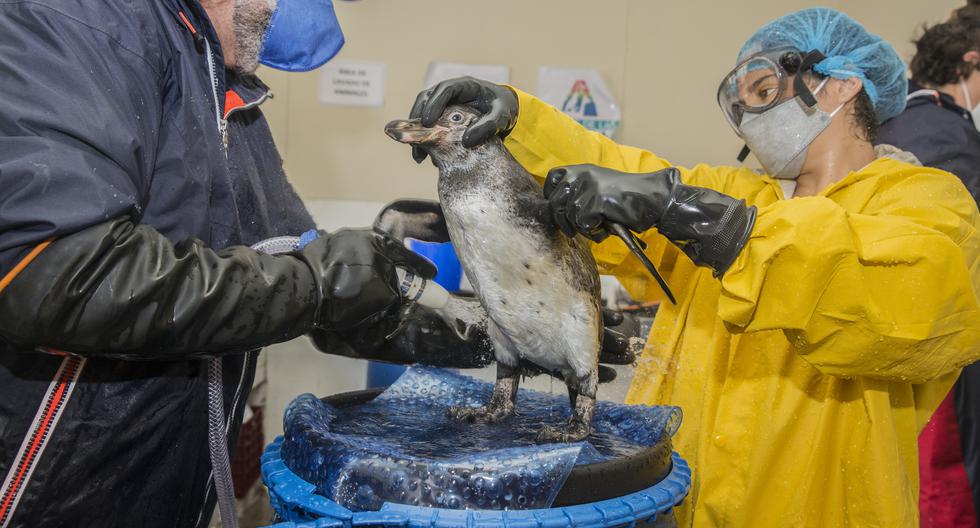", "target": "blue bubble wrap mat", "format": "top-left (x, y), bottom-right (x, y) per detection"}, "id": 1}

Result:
top-left (281, 366), bottom-right (681, 512)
